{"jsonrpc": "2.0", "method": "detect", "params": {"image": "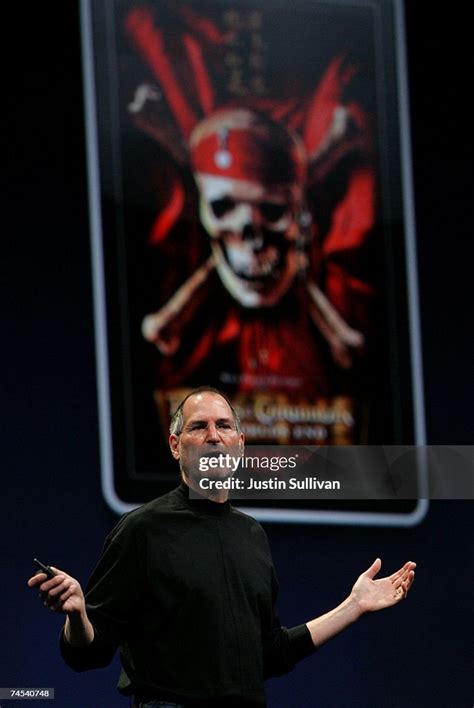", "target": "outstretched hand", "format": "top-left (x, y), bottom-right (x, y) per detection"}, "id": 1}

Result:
top-left (351, 558), bottom-right (416, 614)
